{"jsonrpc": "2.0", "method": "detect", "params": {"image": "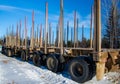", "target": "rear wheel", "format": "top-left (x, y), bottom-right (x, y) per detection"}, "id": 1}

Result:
top-left (1, 46), bottom-right (5, 54)
top-left (7, 49), bottom-right (12, 57)
top-left (46, 55), bottom-right (58, 72)
top-left (69, 58), bottom-right (89, 83)
top-left (33, 52), bottom-right (41, 67)
top-left (84, 57), bottom-right (96, 81)
top-left (58, 62), bottom-right (65, 72)
top-left (21, 51), bottom-right (26, 61)
top-left (4, 49), bottom-right (7, 55)
top-left (38, 51), bottom-right (46, 65)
